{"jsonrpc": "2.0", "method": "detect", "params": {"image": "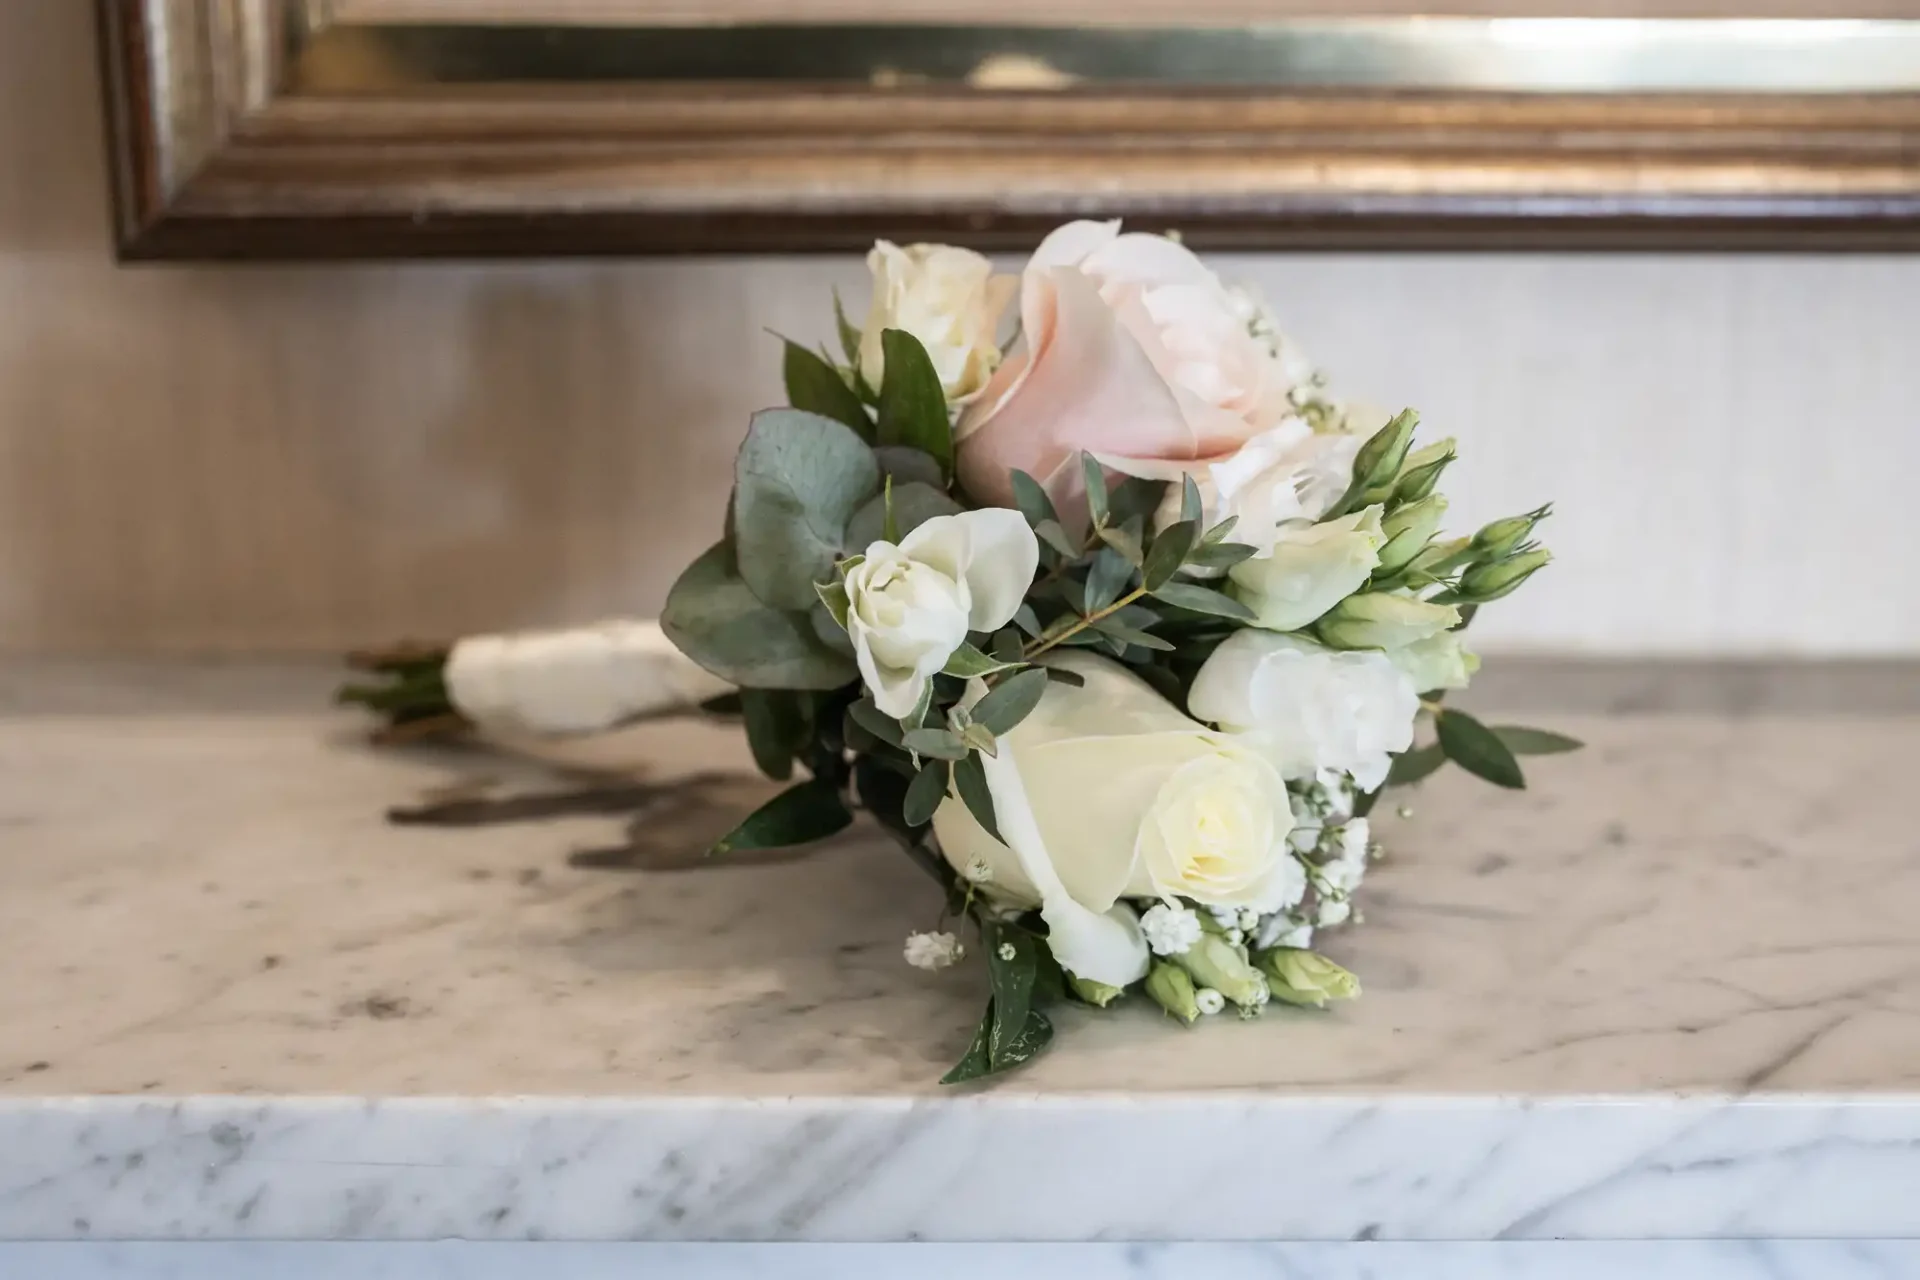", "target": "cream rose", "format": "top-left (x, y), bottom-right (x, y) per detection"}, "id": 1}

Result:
top-left (858, 242), bottom-right (1016, 402)
top-left (843, 510), bottom-right (1038, 718)
top-left (932, 653), bottom-right (1300, 985)
top-left (955, 220), bottom-right (1313, 511)
top-left (1188, 629), bottom-right (1419, 792)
